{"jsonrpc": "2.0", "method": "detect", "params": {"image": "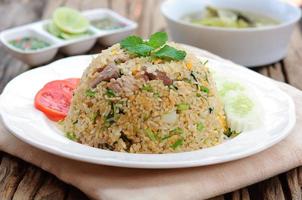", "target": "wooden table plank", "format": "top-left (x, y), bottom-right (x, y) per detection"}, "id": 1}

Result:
top-left (208, 195), bottom-right (225, 200)
top-left (0, 0), bottom-right (46, 91)
top-left (267, 63), bottom-right (286, 82)
top-left (248, 176), bottom-right (286, 200)
top-left (79, 0), bottom-right (109, 10)
top-left (241, 188), bottom-right (251, 200)
top-left (110, 0), bottom-right (129, 17)
top-left (285, 169), bottom-right (302, 200)
top-left (12, 166), bottom-right (45, 200)
top-left (150, 0), bottom-right (166, 33)
top-left (33, 176), bottom-right (66, 200)
top-left (283, 25), bottom-right (302, 89)
top-left (42, 0), bottom-right (67, 19)
top-left (65, 186), bottom-right (89, 200)
top-left (126, 0), bottom-right (143, 22)
top-left (0, 156), bottom-right (27, 200)
top-left (136, 0), bottom-right (158, 37)
top-left (298, 167), bottom-right (302, 186)
top-left (231, 190), bottom-right (241, 200)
